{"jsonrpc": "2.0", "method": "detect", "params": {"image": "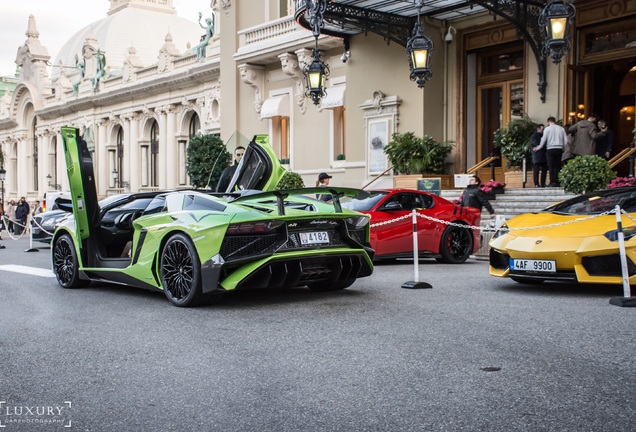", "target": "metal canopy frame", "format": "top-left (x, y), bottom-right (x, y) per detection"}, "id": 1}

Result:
top-left (295, 0), bottom-right (552, 102)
